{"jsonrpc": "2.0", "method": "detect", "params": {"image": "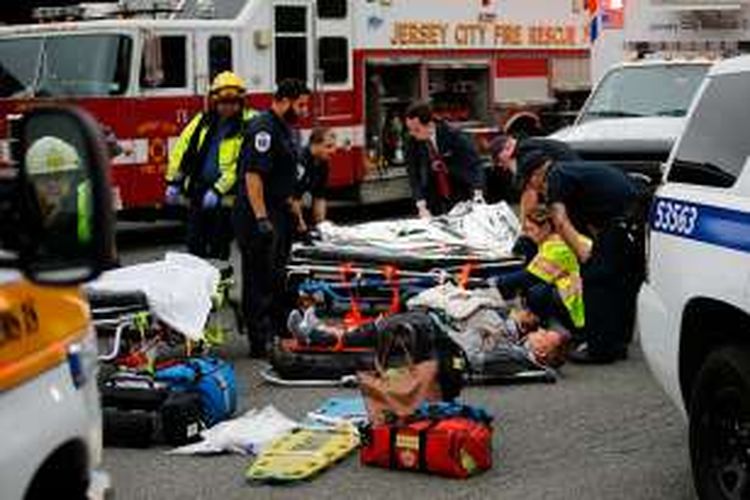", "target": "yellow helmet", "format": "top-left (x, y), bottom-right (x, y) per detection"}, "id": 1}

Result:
top-left (210, 71), bottom-right (246, 101)
top-left (25, 136), bottom-right (81, 175)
